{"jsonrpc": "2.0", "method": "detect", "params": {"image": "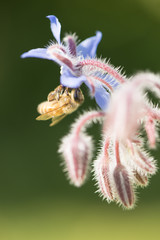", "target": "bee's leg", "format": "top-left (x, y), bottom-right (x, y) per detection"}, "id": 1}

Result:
top-left (48, 91), bottom-right (57, 101)
top-left (64, 87), bottom-right (69, 96)
top-left (57, 86), bottom-right (66, 100)
top-left (57, 89), bottom-right (61, 101)
top-left (60, 86), bottom-right (65, 94)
